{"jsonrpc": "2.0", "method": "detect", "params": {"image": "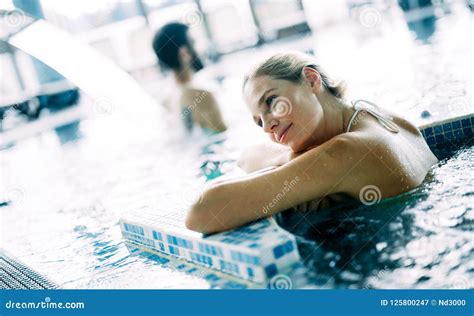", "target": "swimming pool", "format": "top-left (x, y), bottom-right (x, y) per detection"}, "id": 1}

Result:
top-left (1, 5), bottom-right (472, 289)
